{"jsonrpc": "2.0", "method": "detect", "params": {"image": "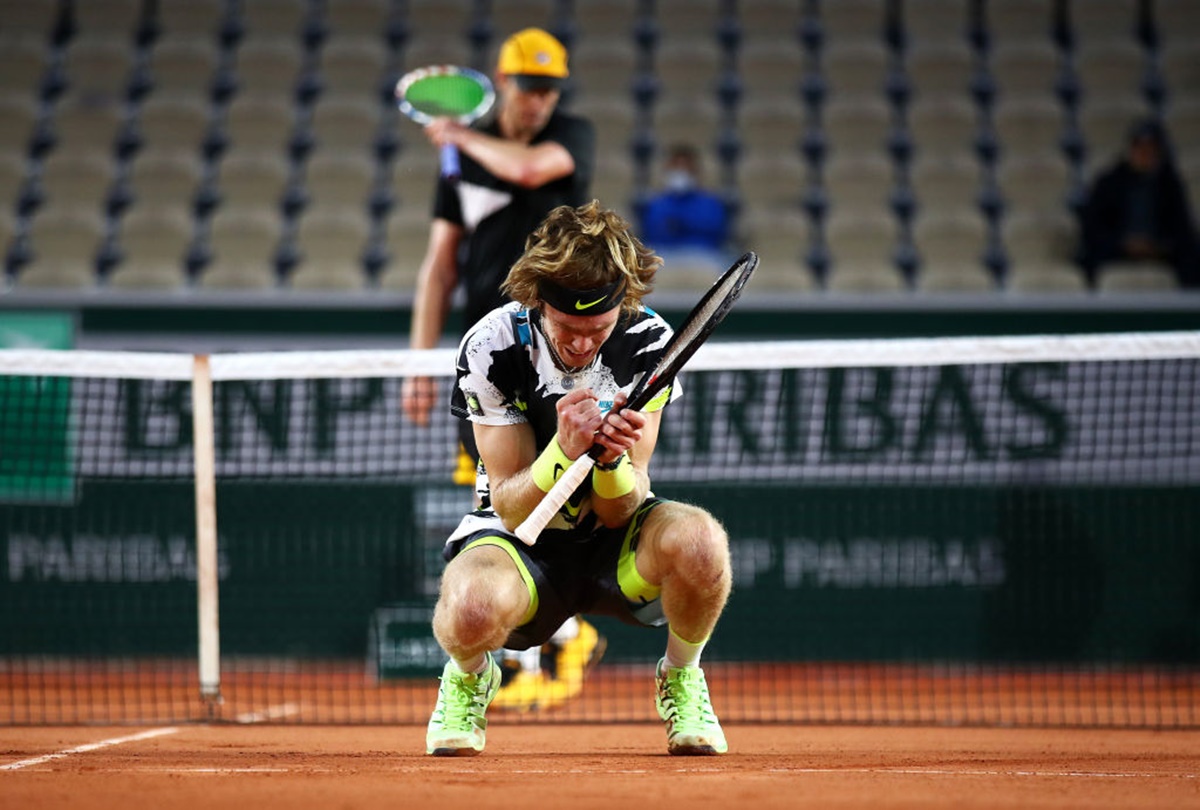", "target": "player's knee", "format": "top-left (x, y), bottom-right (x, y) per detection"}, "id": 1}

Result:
top-left (434, 584), bottom-right (505, 649)
top-left (435, 564), bottom-right (524, 647)
top-left (694, 513), bottom-right (732, 587)
top-left (663, 505), bottom-right (730, 586)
